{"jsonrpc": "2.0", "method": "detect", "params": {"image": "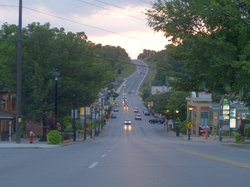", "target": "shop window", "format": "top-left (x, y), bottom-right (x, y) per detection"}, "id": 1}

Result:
top-left (201, 111), bottom-right (208, 126)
